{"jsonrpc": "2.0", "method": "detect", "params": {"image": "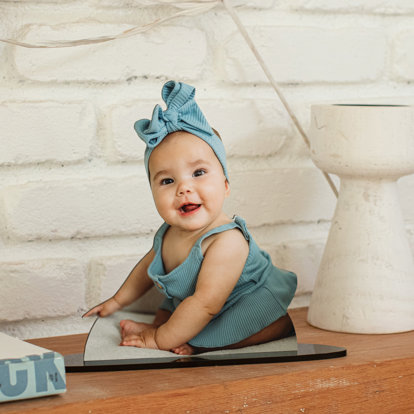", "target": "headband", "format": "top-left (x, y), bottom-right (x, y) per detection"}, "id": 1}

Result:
top-left (134, 80), bottom-right (229, 181)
